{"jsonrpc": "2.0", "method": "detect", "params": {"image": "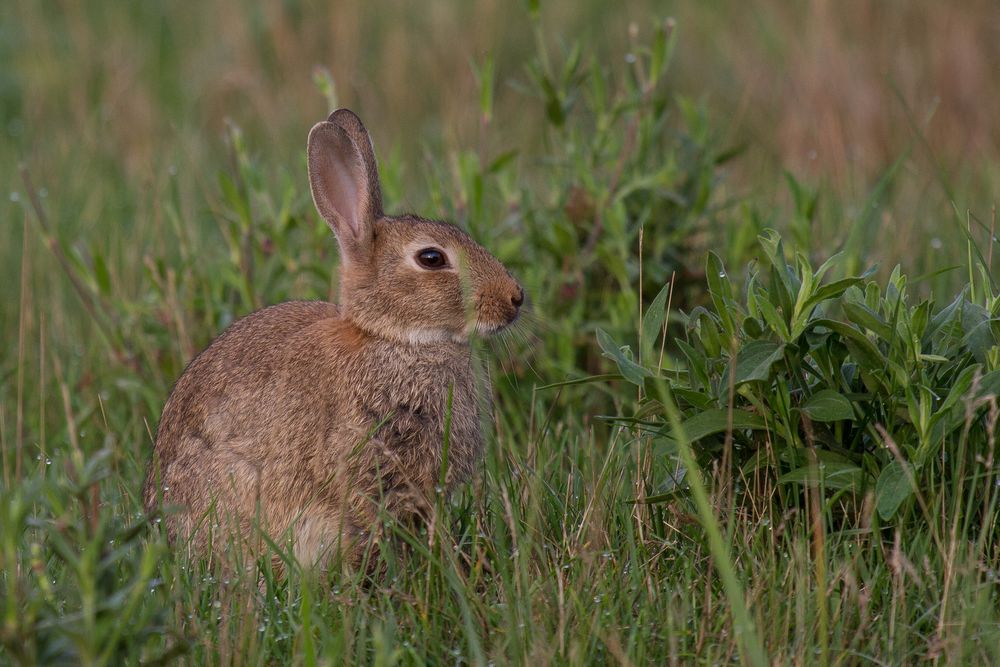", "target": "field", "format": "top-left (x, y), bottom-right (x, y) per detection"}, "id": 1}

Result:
top-left (2, 1), bottom-right (999, 664)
